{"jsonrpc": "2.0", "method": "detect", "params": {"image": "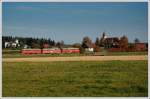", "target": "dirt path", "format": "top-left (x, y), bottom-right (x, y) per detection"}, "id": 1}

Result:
top-left (2, 55), bottom-right (148, 62)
